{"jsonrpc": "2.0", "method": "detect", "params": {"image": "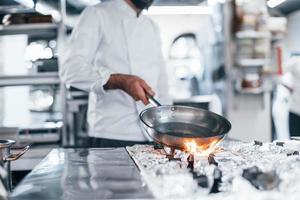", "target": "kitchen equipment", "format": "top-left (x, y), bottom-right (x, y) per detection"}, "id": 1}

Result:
top-left (1, 13), bottom-right (52, 26)
top-left (291, 137), bottom-right (300, 141)
top-left (241, 74), bottom-right (262, 89)
top-left (0, 127), bottom-right (19, 145)
top-left (139, 96), bottom-right (231, 151)
top-left (0, 140), bottom-right (29, 191)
